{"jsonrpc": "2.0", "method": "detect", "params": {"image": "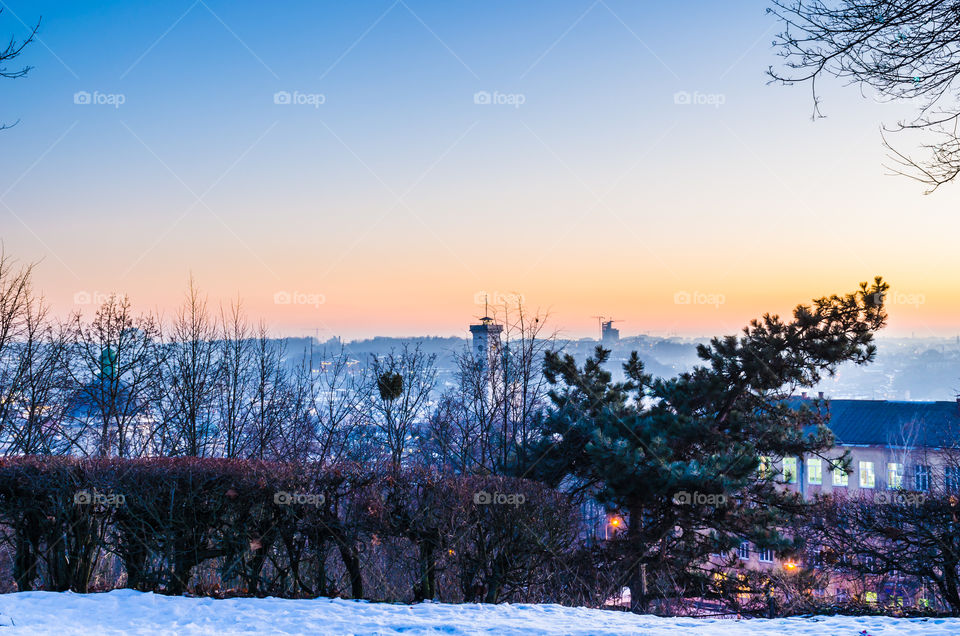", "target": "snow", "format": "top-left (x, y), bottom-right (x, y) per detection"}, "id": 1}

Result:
top-left (0, 590), bottom-right (956, 635)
